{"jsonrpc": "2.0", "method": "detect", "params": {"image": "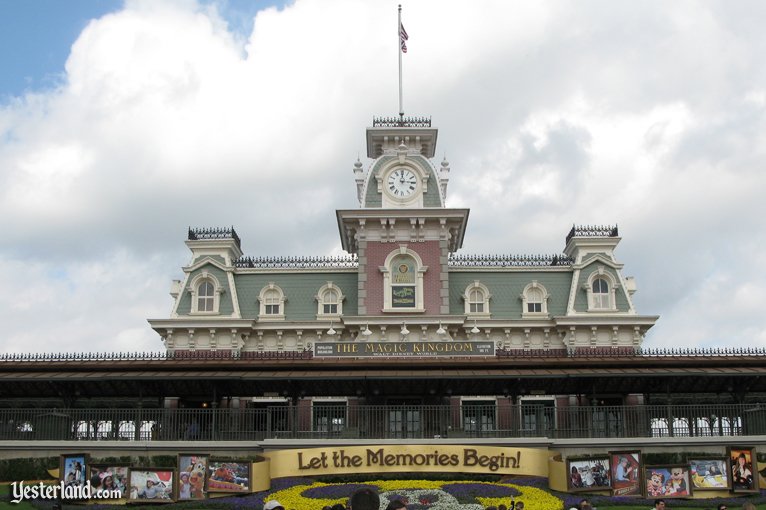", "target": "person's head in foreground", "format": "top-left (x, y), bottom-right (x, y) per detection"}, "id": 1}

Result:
top-left (654, 500), bottom-right (665, 509)
top-left (349, 488), bottom-right (380, 510)
top-left (263, 500), bottom-right (285, 510)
